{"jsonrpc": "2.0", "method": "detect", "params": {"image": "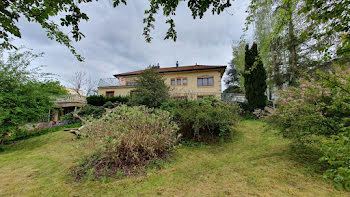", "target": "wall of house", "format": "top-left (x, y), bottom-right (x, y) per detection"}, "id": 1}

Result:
top-left (97, 86), bottom-right (134, 97)
top-left (163, 70), bottom-right (223, 99)
top-left (97, 69), bottom-right (224, 99)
